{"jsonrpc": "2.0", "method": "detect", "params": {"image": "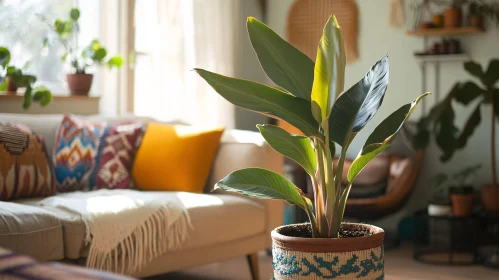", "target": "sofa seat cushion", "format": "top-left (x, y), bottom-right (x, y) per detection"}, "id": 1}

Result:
top-left (0, 201), bottom-right (63, 261)
top-left (17, 192), bottom-right (266, 259)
